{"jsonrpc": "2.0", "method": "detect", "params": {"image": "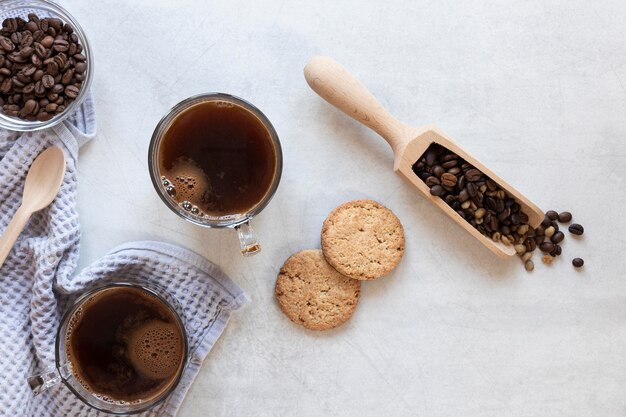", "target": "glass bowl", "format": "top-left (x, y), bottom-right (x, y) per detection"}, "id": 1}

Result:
top-left (0, 0), bottom-right (93, 131)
